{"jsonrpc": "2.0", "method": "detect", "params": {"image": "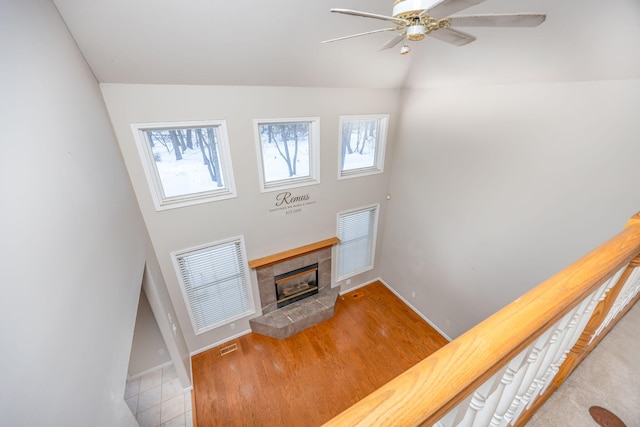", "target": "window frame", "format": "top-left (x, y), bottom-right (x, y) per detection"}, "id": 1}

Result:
top-left (335, 204), bottom-right (380, 282)
top-left (131, 120), bottom-right (237, 211)
top-left (337, 114), bottom-right (389, 180)
top-left (171, 236), bottom-right (255, 335)
top-left (253, 117), bottom-right (320, 193)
